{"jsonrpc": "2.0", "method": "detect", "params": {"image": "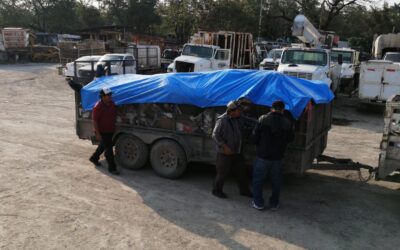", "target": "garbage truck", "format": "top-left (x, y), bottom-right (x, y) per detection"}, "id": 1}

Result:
top-left (71, 70), bottom-right (334, 179)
